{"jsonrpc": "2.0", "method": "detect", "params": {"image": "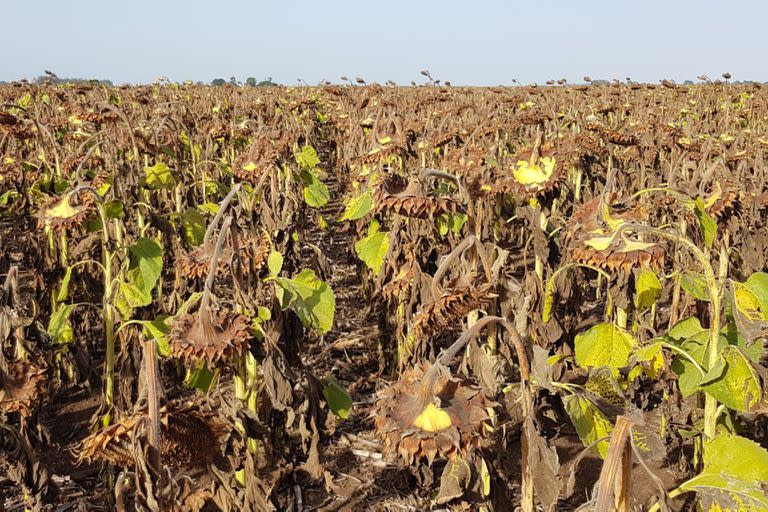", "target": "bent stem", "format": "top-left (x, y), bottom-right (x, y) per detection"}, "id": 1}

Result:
top-left (428, 315), bottom-right (533, 512)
